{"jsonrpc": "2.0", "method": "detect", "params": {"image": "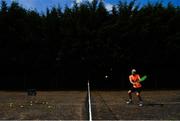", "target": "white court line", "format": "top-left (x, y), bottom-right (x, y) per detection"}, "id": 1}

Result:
top-left (88, 80), bottom-right (92, 121)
